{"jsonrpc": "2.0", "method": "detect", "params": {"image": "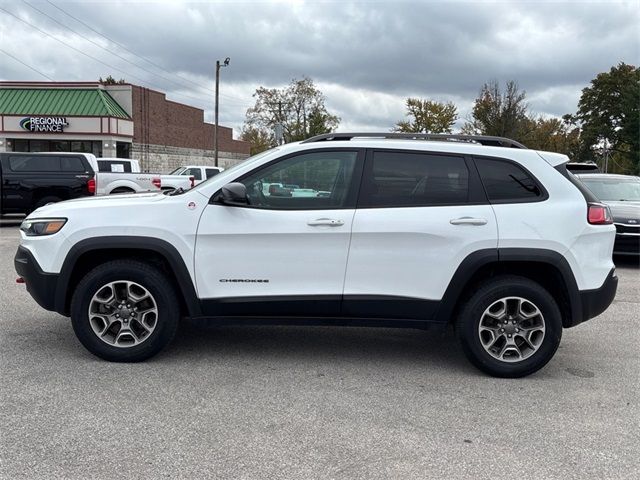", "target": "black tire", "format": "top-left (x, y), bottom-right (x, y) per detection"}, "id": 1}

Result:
top-left (110, 187), bottom-right (135, 194)
top-left (456, 275), bottom-right (562, 378)
top-left (32, 196), bottom-right (62, 211)
top-left (70, 260), bottom-right (180, 362)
